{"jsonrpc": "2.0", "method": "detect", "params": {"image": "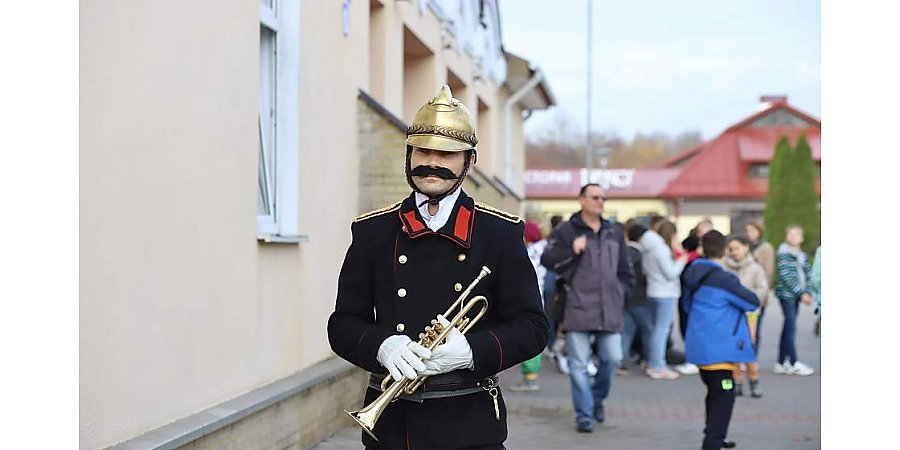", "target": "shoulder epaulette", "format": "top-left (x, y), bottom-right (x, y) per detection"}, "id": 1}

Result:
top-left (475, 202), bottom-right (522, 223)
top-left (354, 200), bottom-right (402, 223)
